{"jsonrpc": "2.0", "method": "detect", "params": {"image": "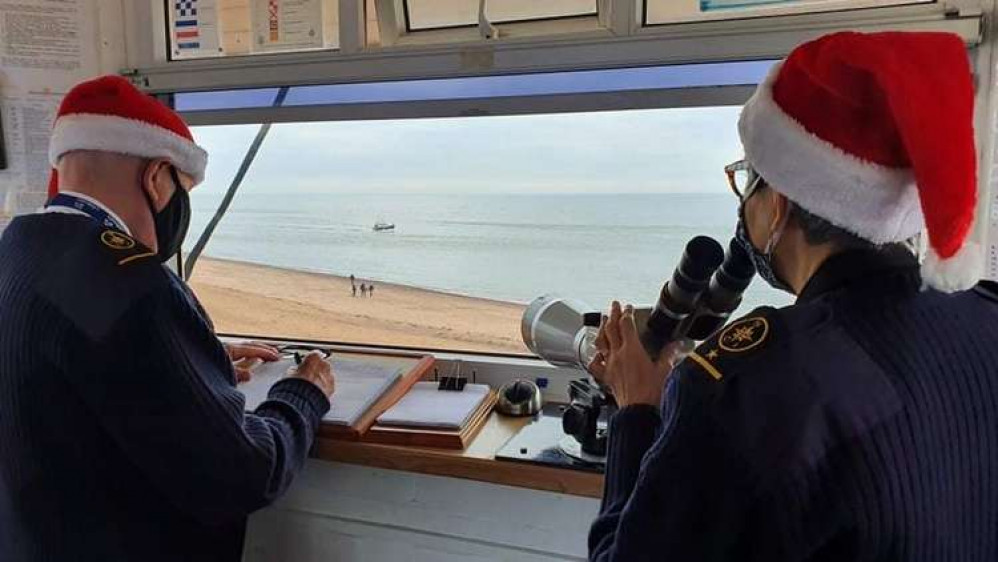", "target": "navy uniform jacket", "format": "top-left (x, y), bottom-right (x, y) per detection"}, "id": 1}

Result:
top-left (590, 247), bottom-right (998, 560)
top-left (0, 214), bottom-right (330, 561)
